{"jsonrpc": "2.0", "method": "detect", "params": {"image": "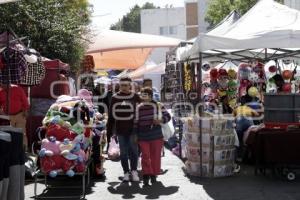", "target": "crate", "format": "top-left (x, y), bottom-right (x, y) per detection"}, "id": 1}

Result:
top-left (264, 94), bottom-right (300, 123)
